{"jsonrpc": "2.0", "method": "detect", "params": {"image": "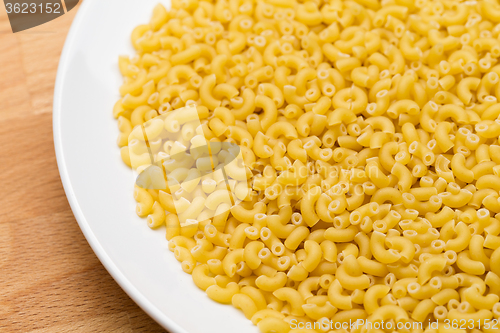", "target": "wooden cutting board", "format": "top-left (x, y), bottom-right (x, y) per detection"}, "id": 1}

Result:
top-left (0, 3), bottom-right (166, 332)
